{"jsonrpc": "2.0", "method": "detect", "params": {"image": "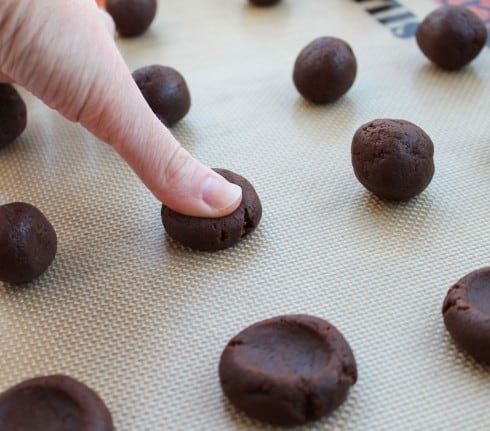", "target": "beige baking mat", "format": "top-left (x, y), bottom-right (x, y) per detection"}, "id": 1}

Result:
top-left (1, 0), bottom-right (490, 430)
